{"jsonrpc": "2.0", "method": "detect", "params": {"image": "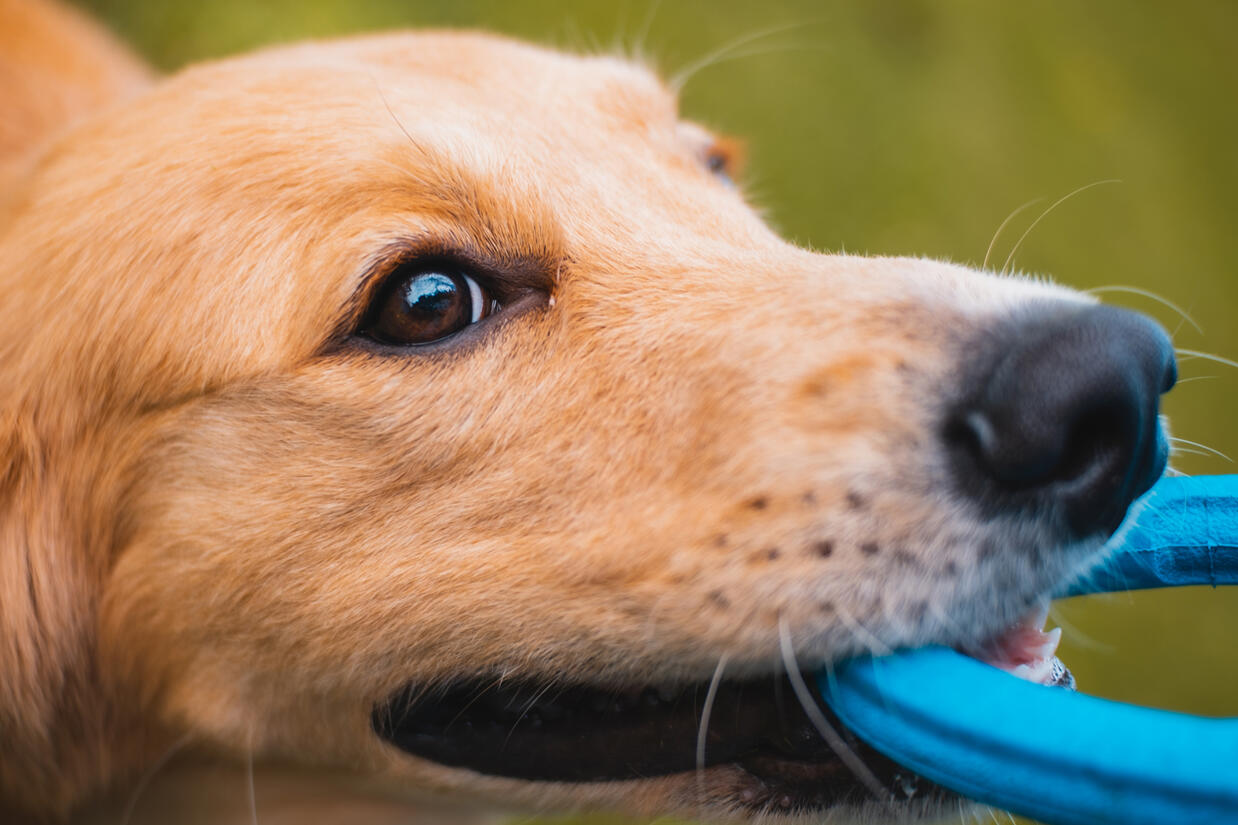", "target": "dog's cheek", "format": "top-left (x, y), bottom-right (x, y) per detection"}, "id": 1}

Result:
top-left (96, 256), bottom-right (1091, 757)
